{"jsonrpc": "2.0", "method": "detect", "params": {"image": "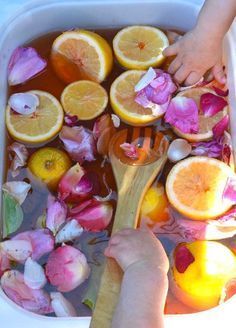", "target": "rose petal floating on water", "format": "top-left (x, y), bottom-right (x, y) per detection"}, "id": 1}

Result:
top-left (24, 257), bottom-right (47, 290)
top-left (200, 93), bottom-right (228, 117)
top-left (93, 114), bottom-right (116, 156)
top-left (134, 67), bottom-right (157, 92)
top-left (165, 96), bottom-right (199, 133)
top-left (50, 292), bottom-right (77, 317)
top-left (120, 142), bottom-right (139, 160)
top-left (167, 139), bottom-right (192, 162)
top-left (58, 163), bottom-right (100, 202)
top-left (8, 47), bottom-right (47, 86)
top-left (45, 245), bottom-right (90, 292)
top-left (223, 177), bottom-right (236, 204)
top-left (59, 126), bottom-right (96, 163)
top-left (2, 181), bottom-right (31, 205)
top-left (111, 114), bottom-right (121, 128)
top-left (13, 229), bottom-right (54, 261)
top-left (1, 240), bottom-right (32, 263)
top-left (70, 198), bottom-right (113, 232)
top-left (191, 140), bottom-right (222, 158)
top-left (8, 93), bottom-right (39, 115)
top-left (212, 115), bottom-right (229, 138)
top-left (174, 244), bottom-right (195, 273)
top-left (0, 249), bottom-right (11, 277)
top-left (1, 270), bottom-right (52, 314)
top-left (64, 114), bottom-right (79, 127)
top-left (212, 86), bottom-right (229, 97)
top-left (46, 194), bottom-right (67, 235)
top-left (55, 219), bottom-right (83, 244)
top-left (8, 142), bottom-right (28, 178)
